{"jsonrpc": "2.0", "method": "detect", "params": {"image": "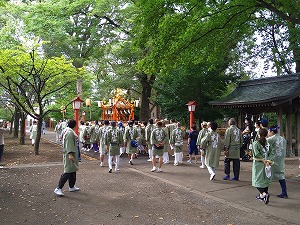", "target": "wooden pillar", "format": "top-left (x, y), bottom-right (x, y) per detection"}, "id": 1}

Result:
top-left (296, 109), bottom-right (300, 157)
top-left (238, 110), bottom-right (243, 129)
top-left (285, 111), bottom-right (293, 157)
top-left (277, 107), bottom-right (283, 136)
